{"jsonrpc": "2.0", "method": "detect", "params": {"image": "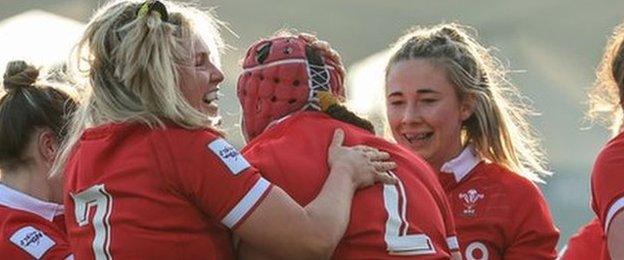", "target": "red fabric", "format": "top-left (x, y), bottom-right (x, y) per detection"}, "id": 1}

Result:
top-left (559, 218), bottom-right (606, 260)
top-left (591, 131), bottom-right (624, 260)
top-left (438, 162), bottom-right (559, 259)
top-left (237, 36), bottom-right (343, 140)
top-left (63, 123), bottom-right (271, 260)
top-left (0, 206), bottom-right (71, 259)
top-left (242, 112), bottom-right (457, 259)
